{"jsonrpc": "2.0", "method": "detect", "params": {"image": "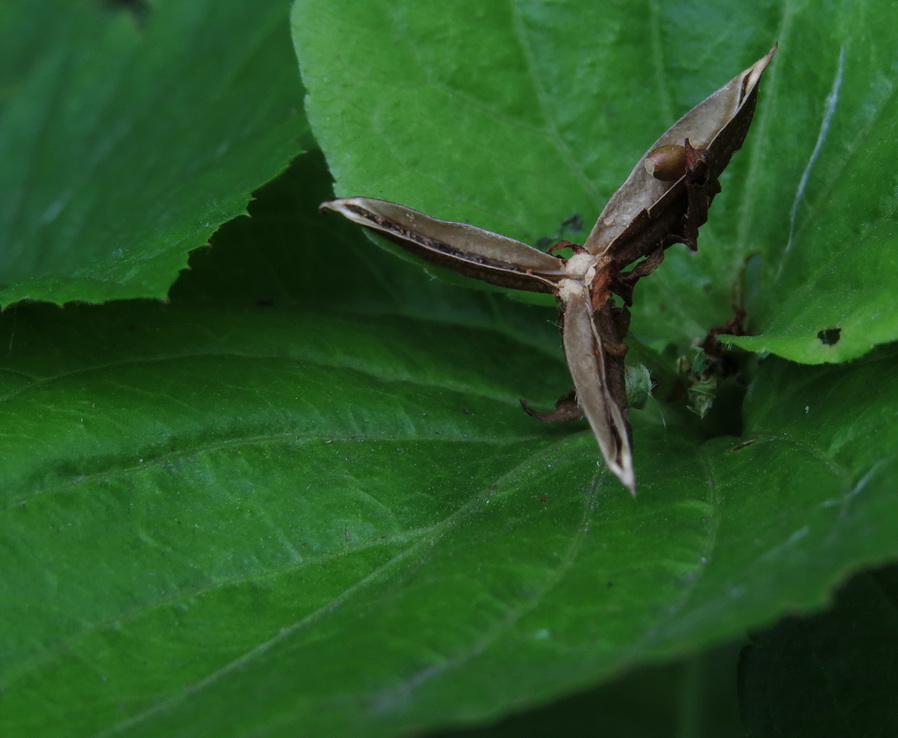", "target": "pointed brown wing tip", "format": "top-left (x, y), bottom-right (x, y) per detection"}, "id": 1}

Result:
top-left (606, 465), bottom-right (636, 497)
top-left (606, 459), bottom-right (636, 497)
top-left (749, 44), bottom-right (778, 79)
top-left (755, 44), bottom-right (777, 65)
top-left (320, 197), bottom-right (363, 213)
top-left (320, 198), bottom-right (350, 215)
top-left (617, 471), bottom-right (637, 498)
